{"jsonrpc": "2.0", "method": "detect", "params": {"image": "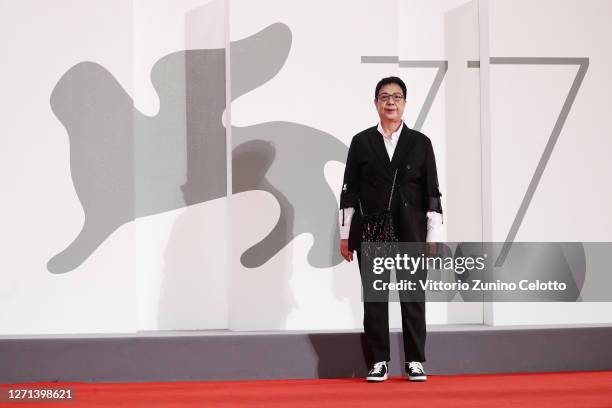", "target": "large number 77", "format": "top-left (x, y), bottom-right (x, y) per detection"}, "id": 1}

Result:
top-left (361, 56), bottom-right (589, 266)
